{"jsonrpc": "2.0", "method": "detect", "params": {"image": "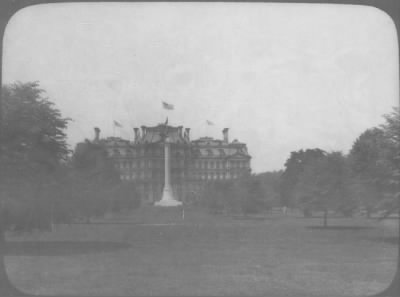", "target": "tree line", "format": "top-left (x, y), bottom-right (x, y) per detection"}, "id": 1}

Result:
top-left (279, 108), bottom-right (400, 226)
top-left (0, 82), bottom-right (140, 233)
top-left (1, 81), bottom-right (399, 230)
top-left (202, 108), bottom-right (399, 225)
